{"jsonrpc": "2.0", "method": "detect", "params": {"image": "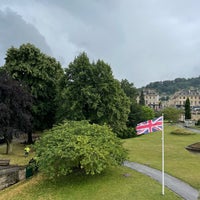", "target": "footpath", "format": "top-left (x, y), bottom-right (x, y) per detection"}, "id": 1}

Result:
top-left (123, 161), bottom-right (199, 200)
